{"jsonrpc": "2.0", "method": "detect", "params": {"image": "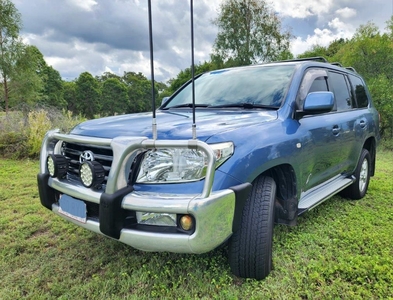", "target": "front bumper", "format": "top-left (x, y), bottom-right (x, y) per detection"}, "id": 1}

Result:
top-left (38, 130), bottom-right (251, 254)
